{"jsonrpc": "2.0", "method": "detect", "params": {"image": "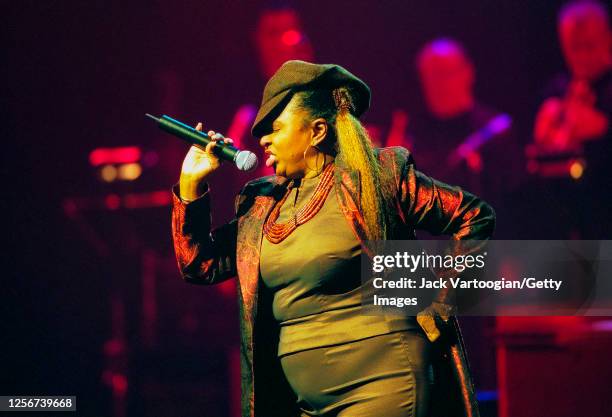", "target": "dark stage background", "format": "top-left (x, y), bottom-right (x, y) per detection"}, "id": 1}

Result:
top-left (4, 1), bottom-right (612, 416)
